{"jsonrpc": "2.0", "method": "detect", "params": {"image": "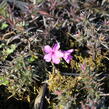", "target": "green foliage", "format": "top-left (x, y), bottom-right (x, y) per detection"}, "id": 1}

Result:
top-left (0, 44), bottom-right (17, 61)
top-left (0, 1), bottom-right (8, 17)
top-left (4, 55), bottom-right (33, 97)
top-left (0, 22), bottom-right (8, 30)
top-left (0, 76), bottom-right (9, 86)
top-left (48, 72), bottom-right (78, 109)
